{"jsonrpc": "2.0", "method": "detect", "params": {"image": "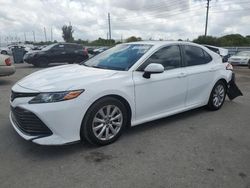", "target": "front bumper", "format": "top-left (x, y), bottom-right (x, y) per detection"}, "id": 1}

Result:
top-left (23, 54), bottom-right (37, 64)
top-left (0, 65), bottom-right (15, 76)
top-left (9, 87), bottom-right (90, 145)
